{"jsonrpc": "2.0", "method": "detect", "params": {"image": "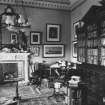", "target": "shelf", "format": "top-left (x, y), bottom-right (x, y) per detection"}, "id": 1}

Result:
top-left (87, 37), bottom-right (98, 40)
top-left (86, 47), bottom-right (98, 49)
top-left (77, 4), bottom-right (105, 104)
